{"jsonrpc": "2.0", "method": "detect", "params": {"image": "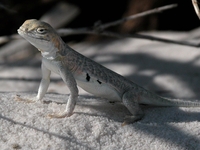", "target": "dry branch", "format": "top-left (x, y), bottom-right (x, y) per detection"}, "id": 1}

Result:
top-left (94, 3), bottom-right (178, 31)
top-left (1, 3), bottom-right (199, 48)
top-left (57, 29), bottom-right (200, 47)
